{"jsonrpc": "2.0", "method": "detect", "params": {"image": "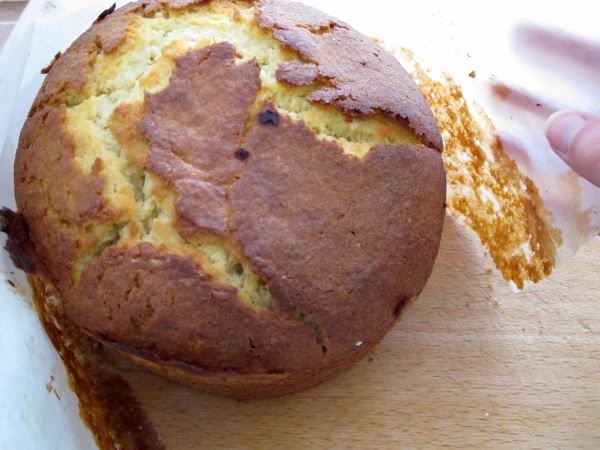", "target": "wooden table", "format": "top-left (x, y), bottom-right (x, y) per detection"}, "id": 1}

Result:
top-left (3, 3), bottom-right (600, 448)
top-left (0, 1), bottom-right (25, 48)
